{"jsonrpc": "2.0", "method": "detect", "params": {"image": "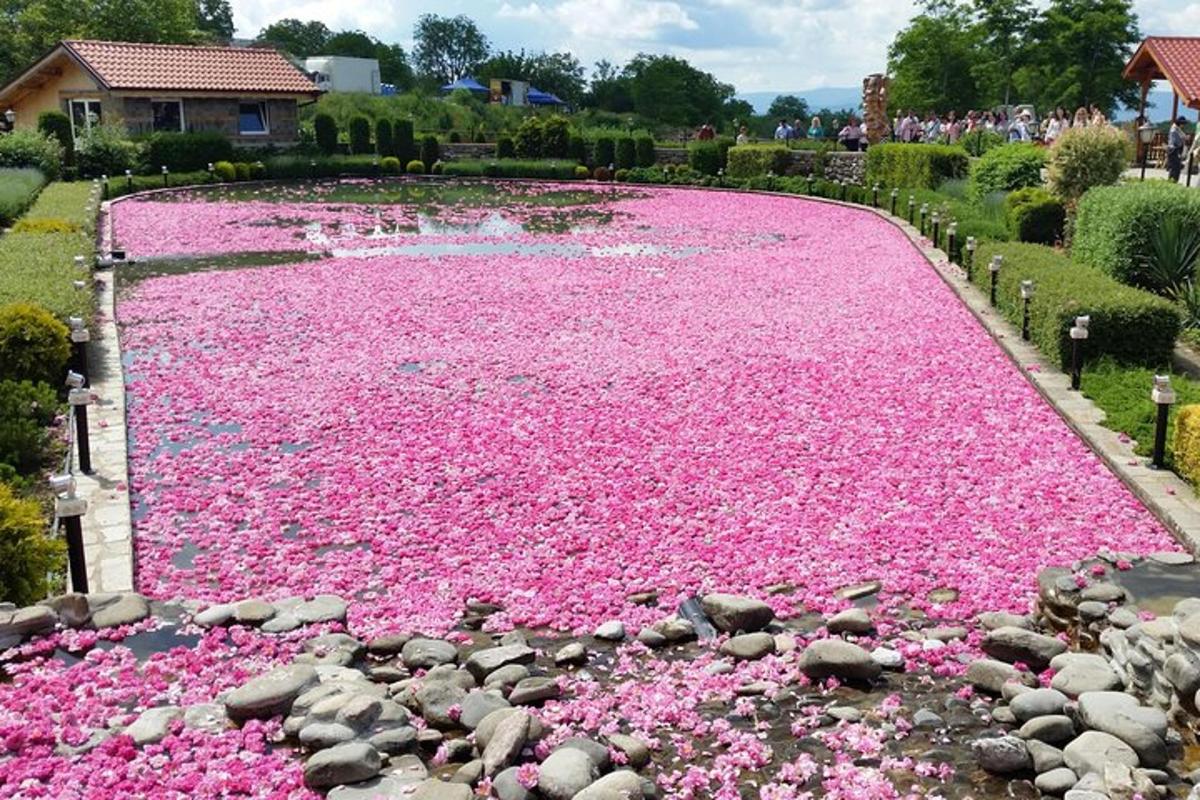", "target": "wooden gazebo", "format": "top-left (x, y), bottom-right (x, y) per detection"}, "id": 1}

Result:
top-left (1125, 36), bottom-right (1200, 161)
